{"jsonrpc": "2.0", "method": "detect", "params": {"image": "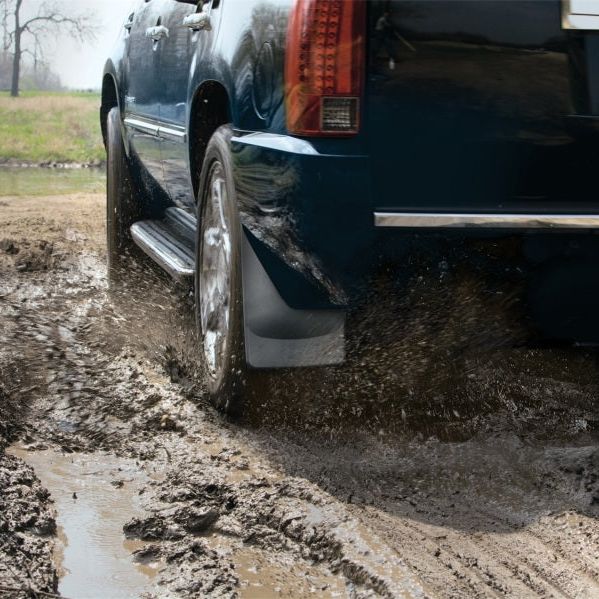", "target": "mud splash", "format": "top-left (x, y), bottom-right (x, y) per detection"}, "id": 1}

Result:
top-left (8, 445), bottom-right (162, 599)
